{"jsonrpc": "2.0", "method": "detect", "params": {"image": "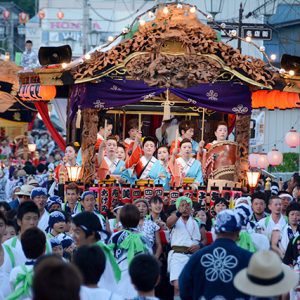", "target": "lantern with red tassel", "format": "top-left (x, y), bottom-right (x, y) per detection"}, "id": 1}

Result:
top-left (19, 12), bottom-right (28, 24)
